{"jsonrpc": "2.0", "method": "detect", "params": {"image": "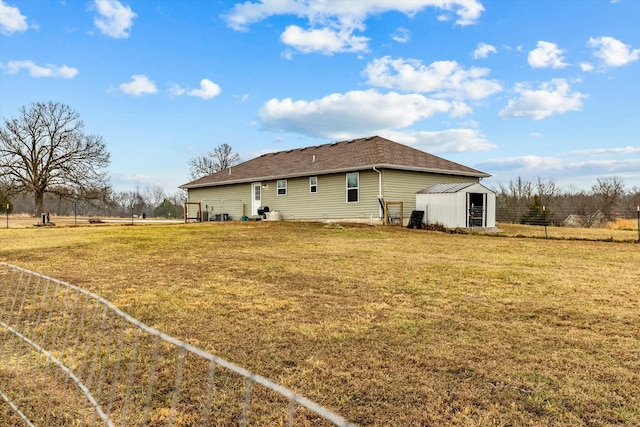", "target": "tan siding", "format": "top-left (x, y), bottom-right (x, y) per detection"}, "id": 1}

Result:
top-left (258, 171), bottom-right (380, 220)
top-left (188, 168), bottom-right (478, 221)
top-left (381, 170), bottom-right (478, 218)
top-left (188, 183), bottom-right (250, 219)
